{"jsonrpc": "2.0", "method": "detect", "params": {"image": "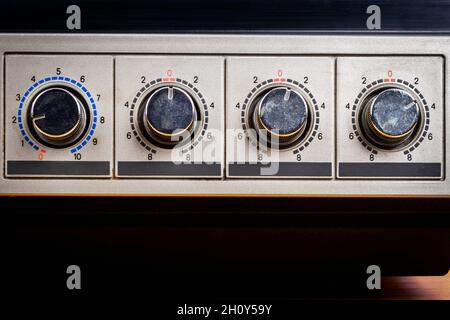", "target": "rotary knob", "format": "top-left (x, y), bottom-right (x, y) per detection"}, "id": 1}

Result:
top-left (140, 86), bottom-right (198, 147)
top-left (251, 86), bottom-right (309, 148)
top-left (359, 88), bottom-right (421, 149)
top-left (28, 87), bottom-right (88, 148)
